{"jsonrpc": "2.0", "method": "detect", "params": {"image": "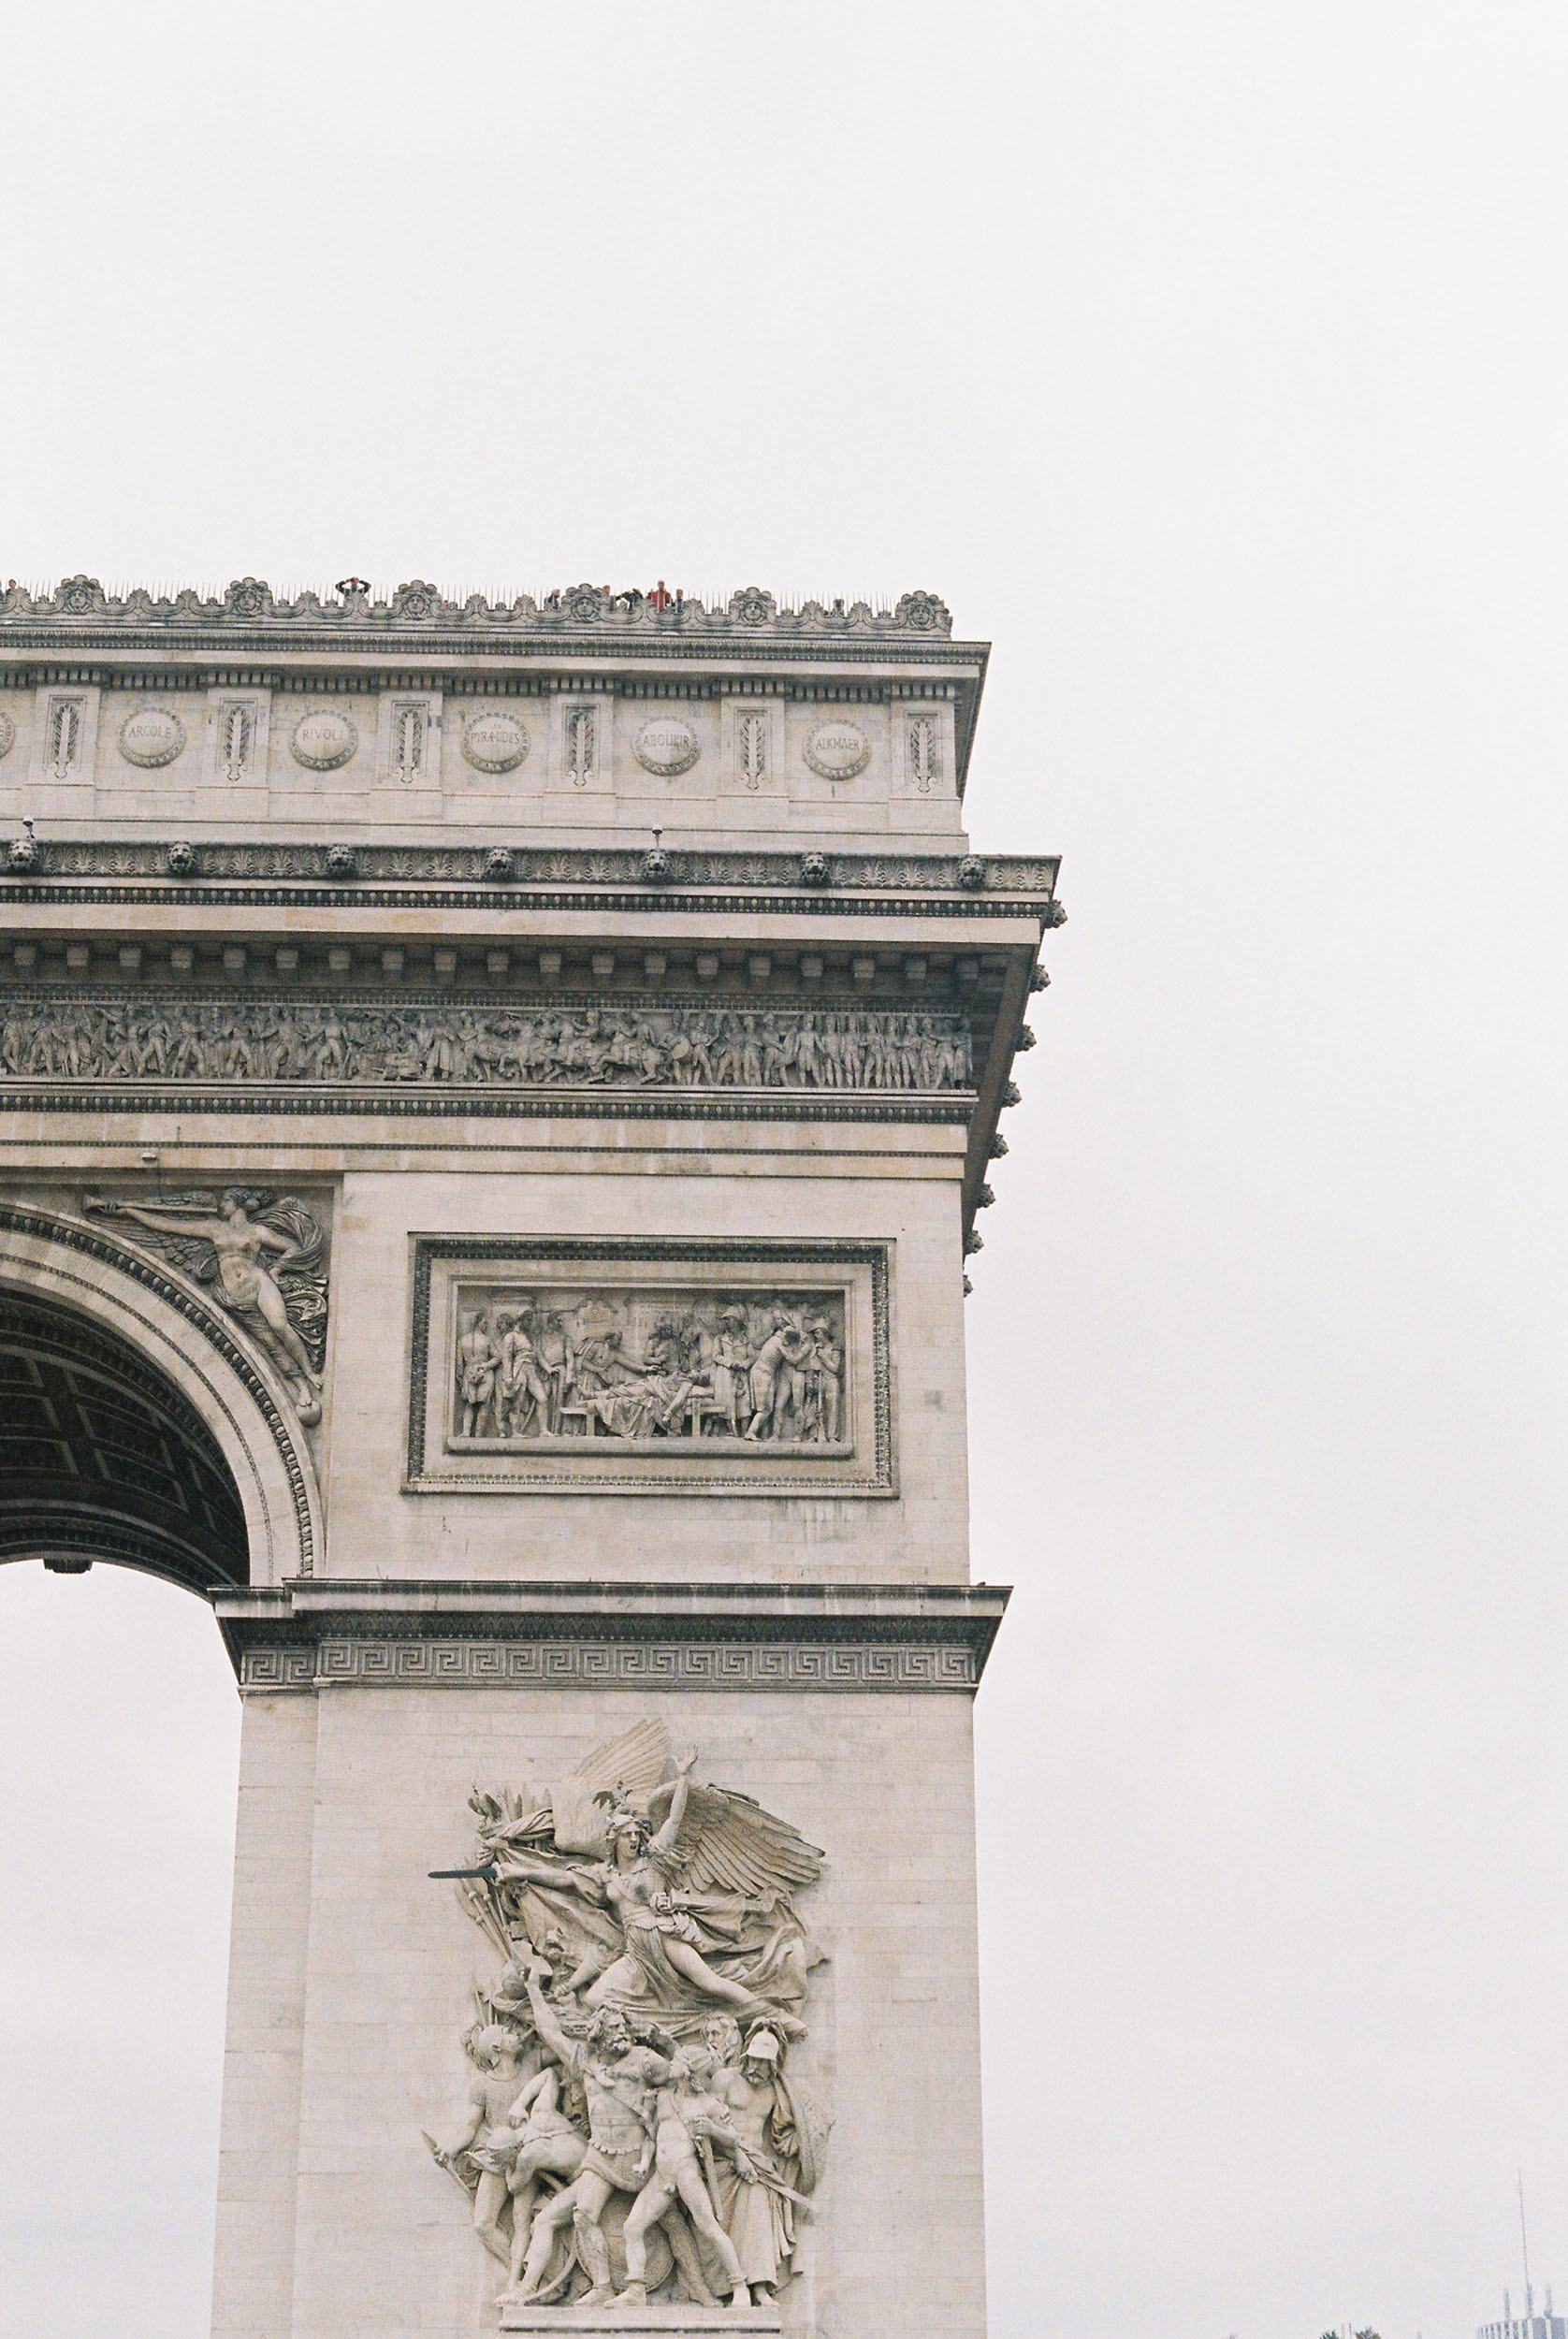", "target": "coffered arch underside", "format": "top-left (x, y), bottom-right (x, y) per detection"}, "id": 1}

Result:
top-left (0, 1206), bottom-right (321, 1589)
